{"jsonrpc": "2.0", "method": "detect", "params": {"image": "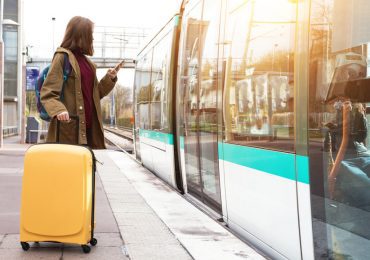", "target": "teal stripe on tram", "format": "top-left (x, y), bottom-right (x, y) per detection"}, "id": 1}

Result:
top-left (180, 136), bottom-right (184, 149)
top-left (139, 129), bottom-right (174, 145)
top-left (219, 142), bottom-right (298, 182)
top-left (296, 155), bottom-right (310, 184)
top-left (174, 15), bottom-right (180, 26)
